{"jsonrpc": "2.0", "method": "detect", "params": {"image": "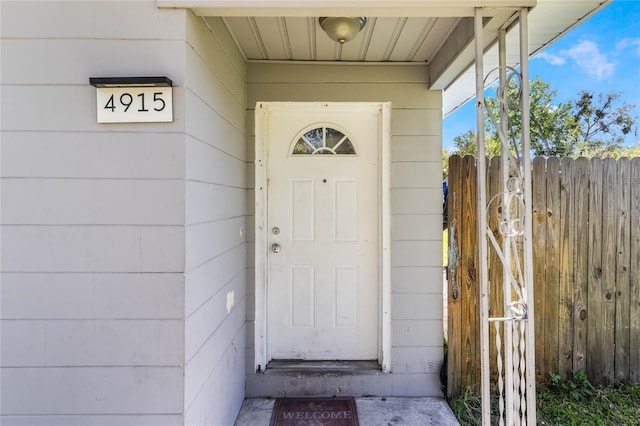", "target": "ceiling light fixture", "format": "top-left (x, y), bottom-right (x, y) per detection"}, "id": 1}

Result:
top-left (318, 17), bottom-right (367, 44)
